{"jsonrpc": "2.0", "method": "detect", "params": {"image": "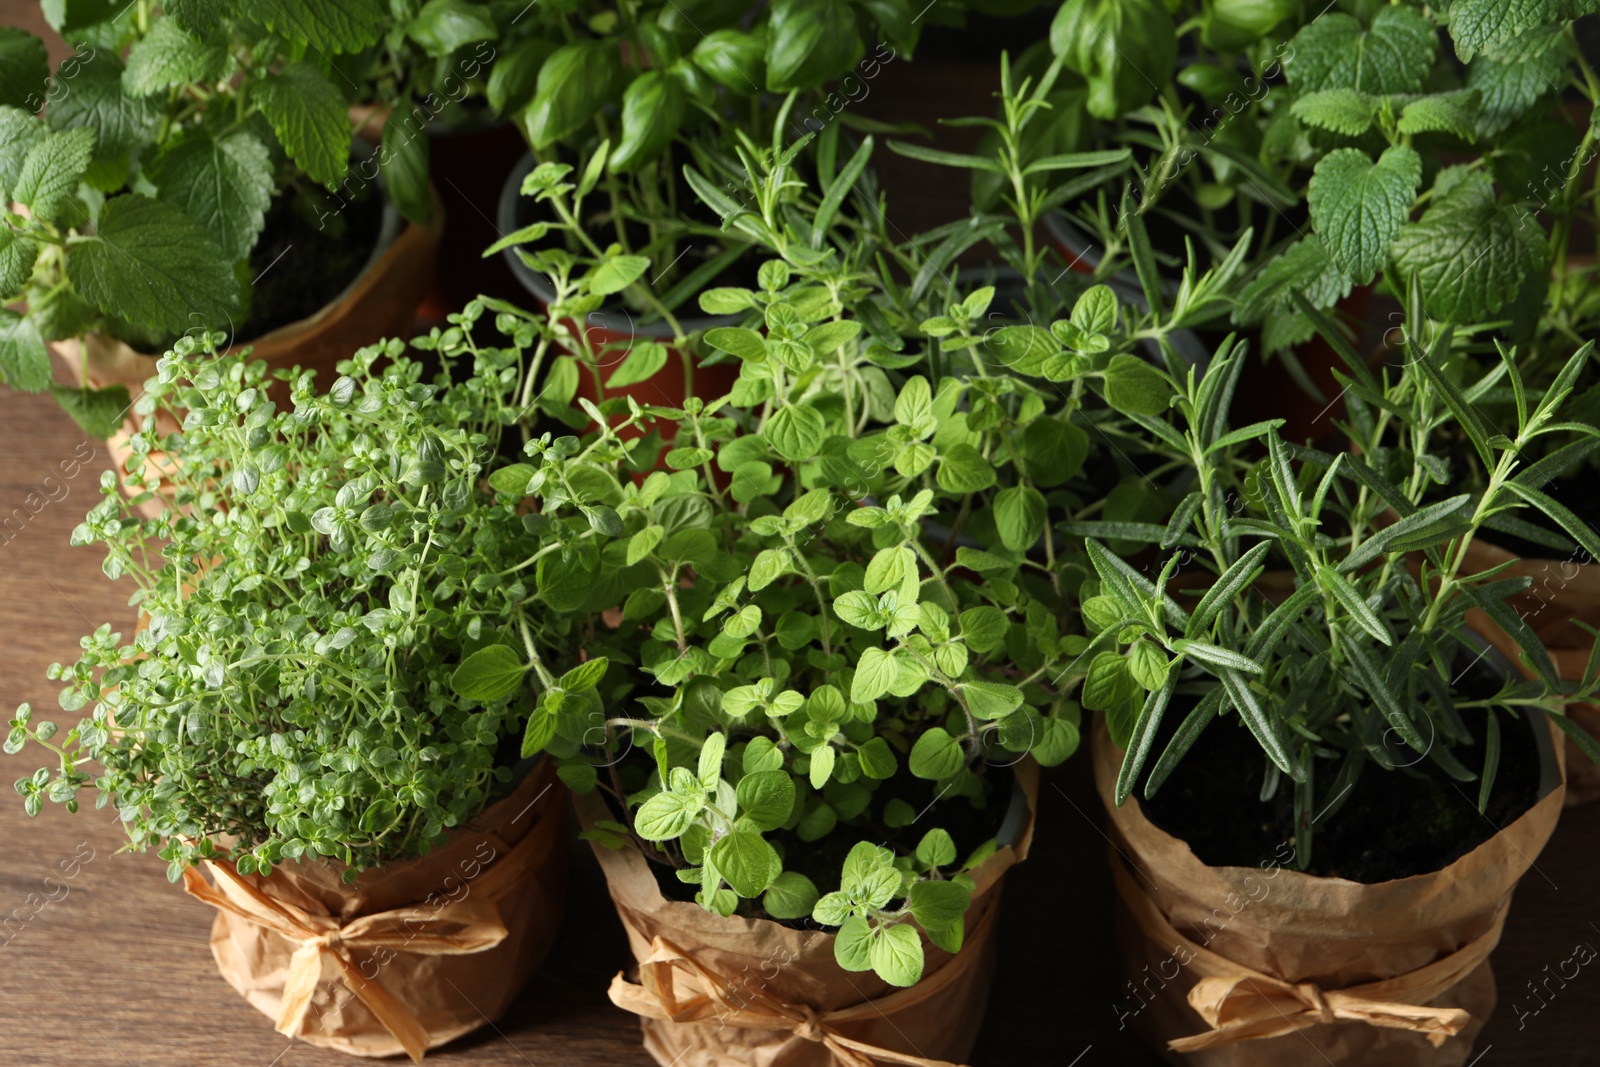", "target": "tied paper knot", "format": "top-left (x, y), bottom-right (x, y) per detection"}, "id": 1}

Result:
top-left (183, 859), bottom-right (510, 1063)
top-left (607, 912), bottom-right (999, 1067)
top-left (1111, 858), bottom-right (1505, 1053)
